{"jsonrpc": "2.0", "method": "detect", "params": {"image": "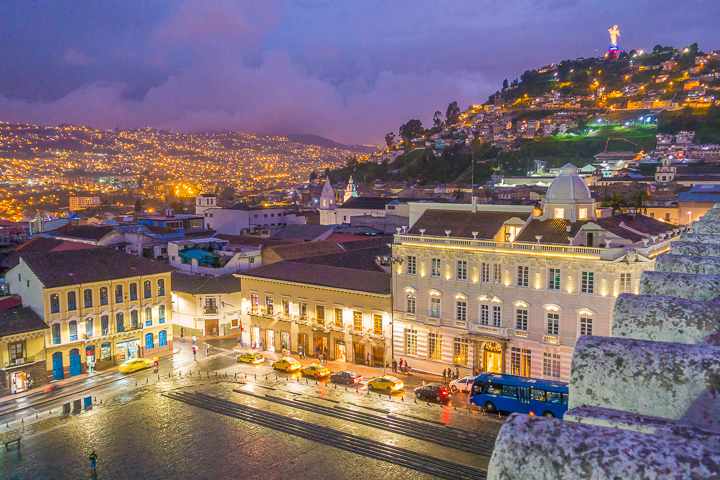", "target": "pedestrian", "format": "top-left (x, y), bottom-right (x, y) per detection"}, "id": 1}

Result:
top-left (442, 368), bottom-right (446, 381)
top-left (456, 367), bottom-right (460, 379)
top-left (366, 353), bottom-right (370, 366)
top-left (192, 345), bottom-right (197, 360)
top-left (237, 336), bottom-right (242, 348)
top-left (206, 345), bottom-right (210, 356)
top-left (89, 450), bottom-right (98, 470)
top-left (392, 359), bottom-right (397, 372)
top-left (399, 359), bottom-right (403, 372)
top-left (180, 327), bottom-right (184, 339)
top-left (192, 335), bottom-right (196, 345)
